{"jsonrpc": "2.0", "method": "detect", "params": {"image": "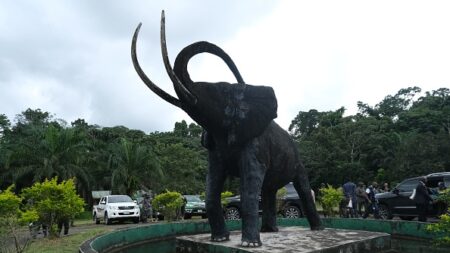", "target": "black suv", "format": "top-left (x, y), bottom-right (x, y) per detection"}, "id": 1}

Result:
top-left (376, 172), bottom-right (449, 220)
top-left (224, 183), bottom-right (304, 220)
